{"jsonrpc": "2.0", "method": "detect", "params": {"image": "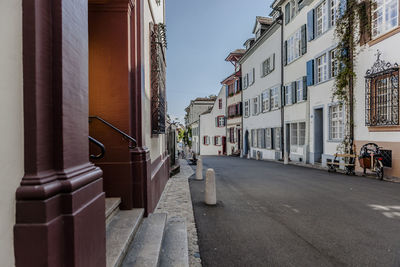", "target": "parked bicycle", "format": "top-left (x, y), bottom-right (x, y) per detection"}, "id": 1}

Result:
top-left (359, 143), bottom-right (384, 180)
